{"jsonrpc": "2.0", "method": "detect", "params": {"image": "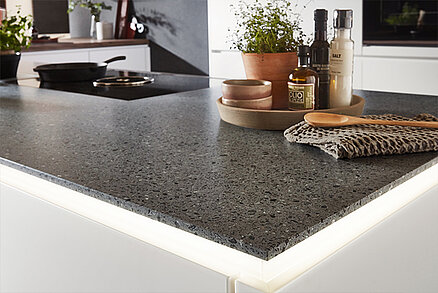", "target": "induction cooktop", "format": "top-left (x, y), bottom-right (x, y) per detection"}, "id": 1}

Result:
top-left (14, 70), bottom-right (211, 100)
